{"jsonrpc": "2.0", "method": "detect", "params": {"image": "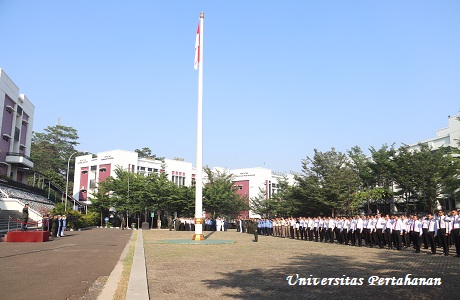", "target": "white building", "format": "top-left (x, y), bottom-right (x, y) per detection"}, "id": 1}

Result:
top-left (0, 68), bottom-right (34, 182)
top-left (212, 167), bottom-right (296, 218)
top-left (72, 149), bottom-right (297, 217)
top-left (408, 114), bottom-right (460, 150)
top-left (406, 113), bottom-right (460, 210)
top-left (72, 150), bottom-right (193, 204)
